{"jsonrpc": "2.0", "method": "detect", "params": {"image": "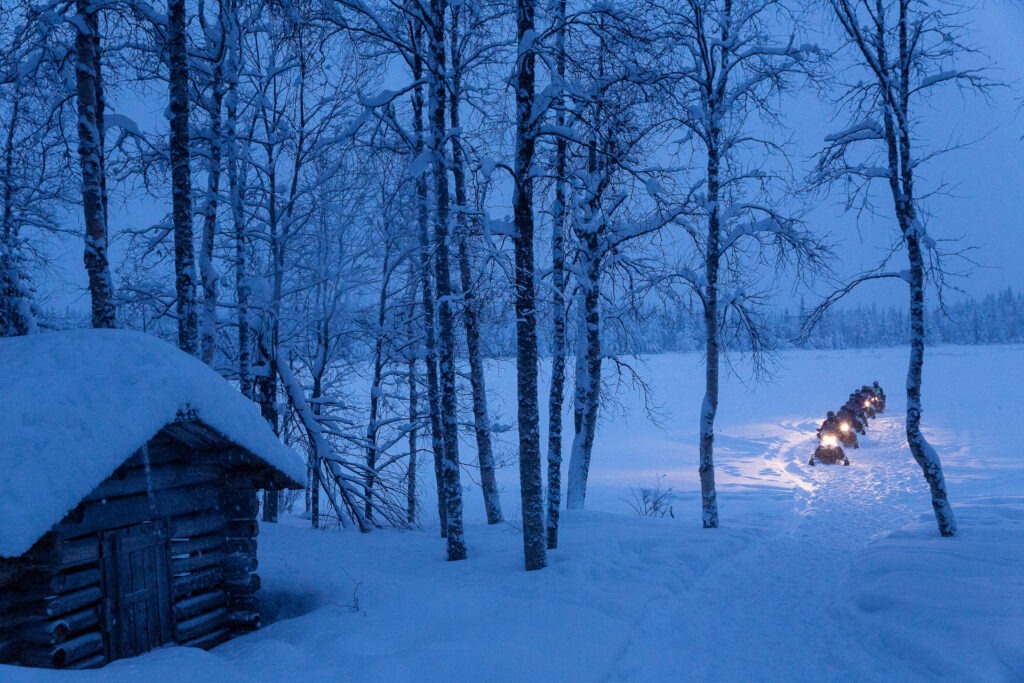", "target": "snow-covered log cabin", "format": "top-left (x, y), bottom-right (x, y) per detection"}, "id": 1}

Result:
top-left (0, 330), bottom-right (305, 670)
